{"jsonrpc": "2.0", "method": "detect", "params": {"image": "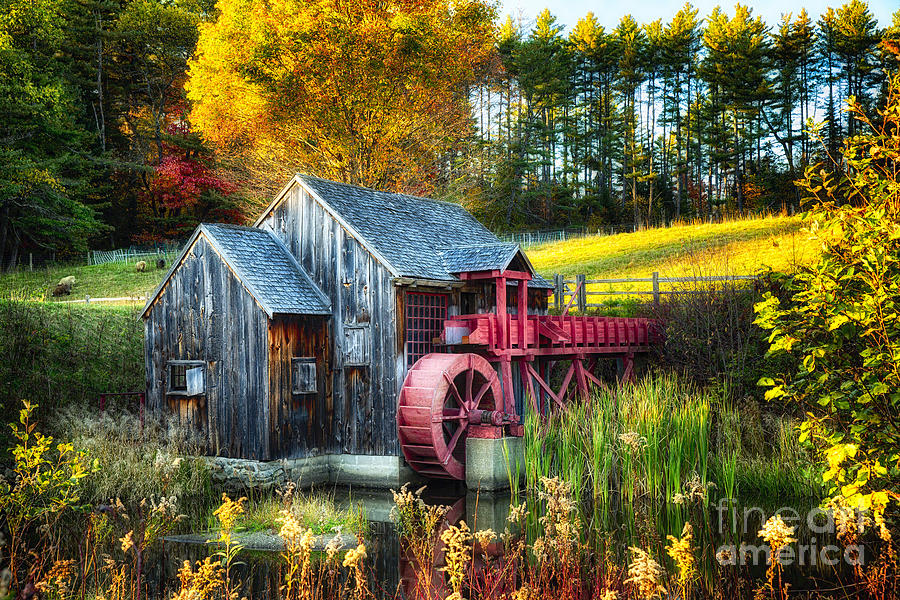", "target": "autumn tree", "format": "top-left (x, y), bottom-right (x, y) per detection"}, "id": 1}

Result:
top-left (187, 0), bottom-right (496, 194)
